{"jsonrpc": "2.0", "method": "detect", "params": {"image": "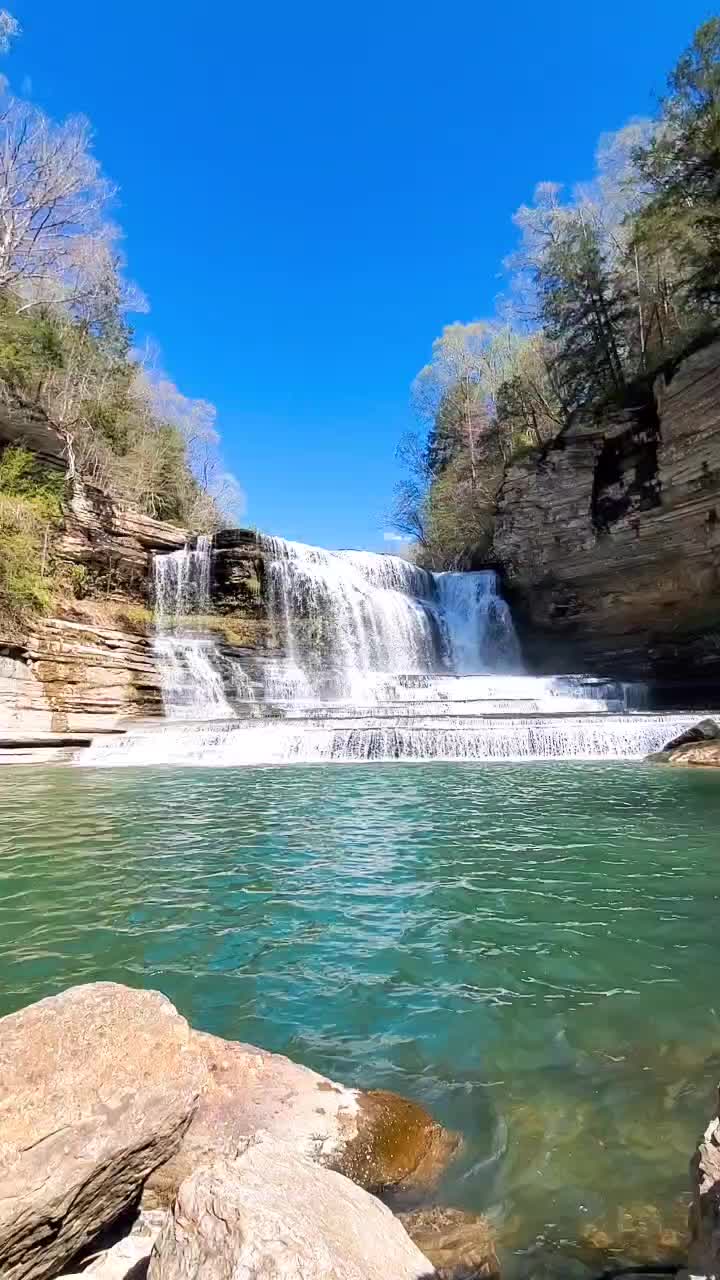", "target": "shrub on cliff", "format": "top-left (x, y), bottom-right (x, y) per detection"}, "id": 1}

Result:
top-left (0, 447), bottom-right (64, 630)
